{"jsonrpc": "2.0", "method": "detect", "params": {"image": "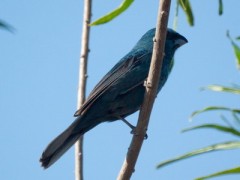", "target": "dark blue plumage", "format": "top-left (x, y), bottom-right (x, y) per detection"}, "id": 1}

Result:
top-left (40, 28), bottom-right (187, 168)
